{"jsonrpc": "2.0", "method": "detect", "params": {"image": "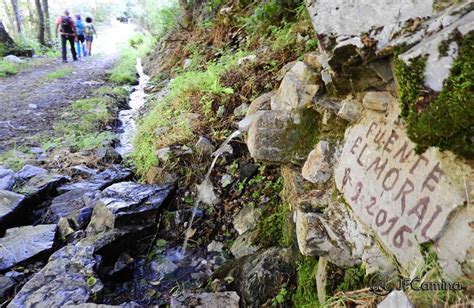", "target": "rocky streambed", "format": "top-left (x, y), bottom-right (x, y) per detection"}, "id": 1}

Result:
top-left (0, 59), bottom-right (280, 308)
